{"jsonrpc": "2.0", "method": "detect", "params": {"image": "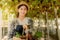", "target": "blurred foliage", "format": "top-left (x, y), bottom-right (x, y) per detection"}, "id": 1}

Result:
top-left (34, 31), bottom-right (42, 38)
top-left (15, 32), bottom-right (21, 38)
top-left (0, 0), bottom-right (60, 20)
